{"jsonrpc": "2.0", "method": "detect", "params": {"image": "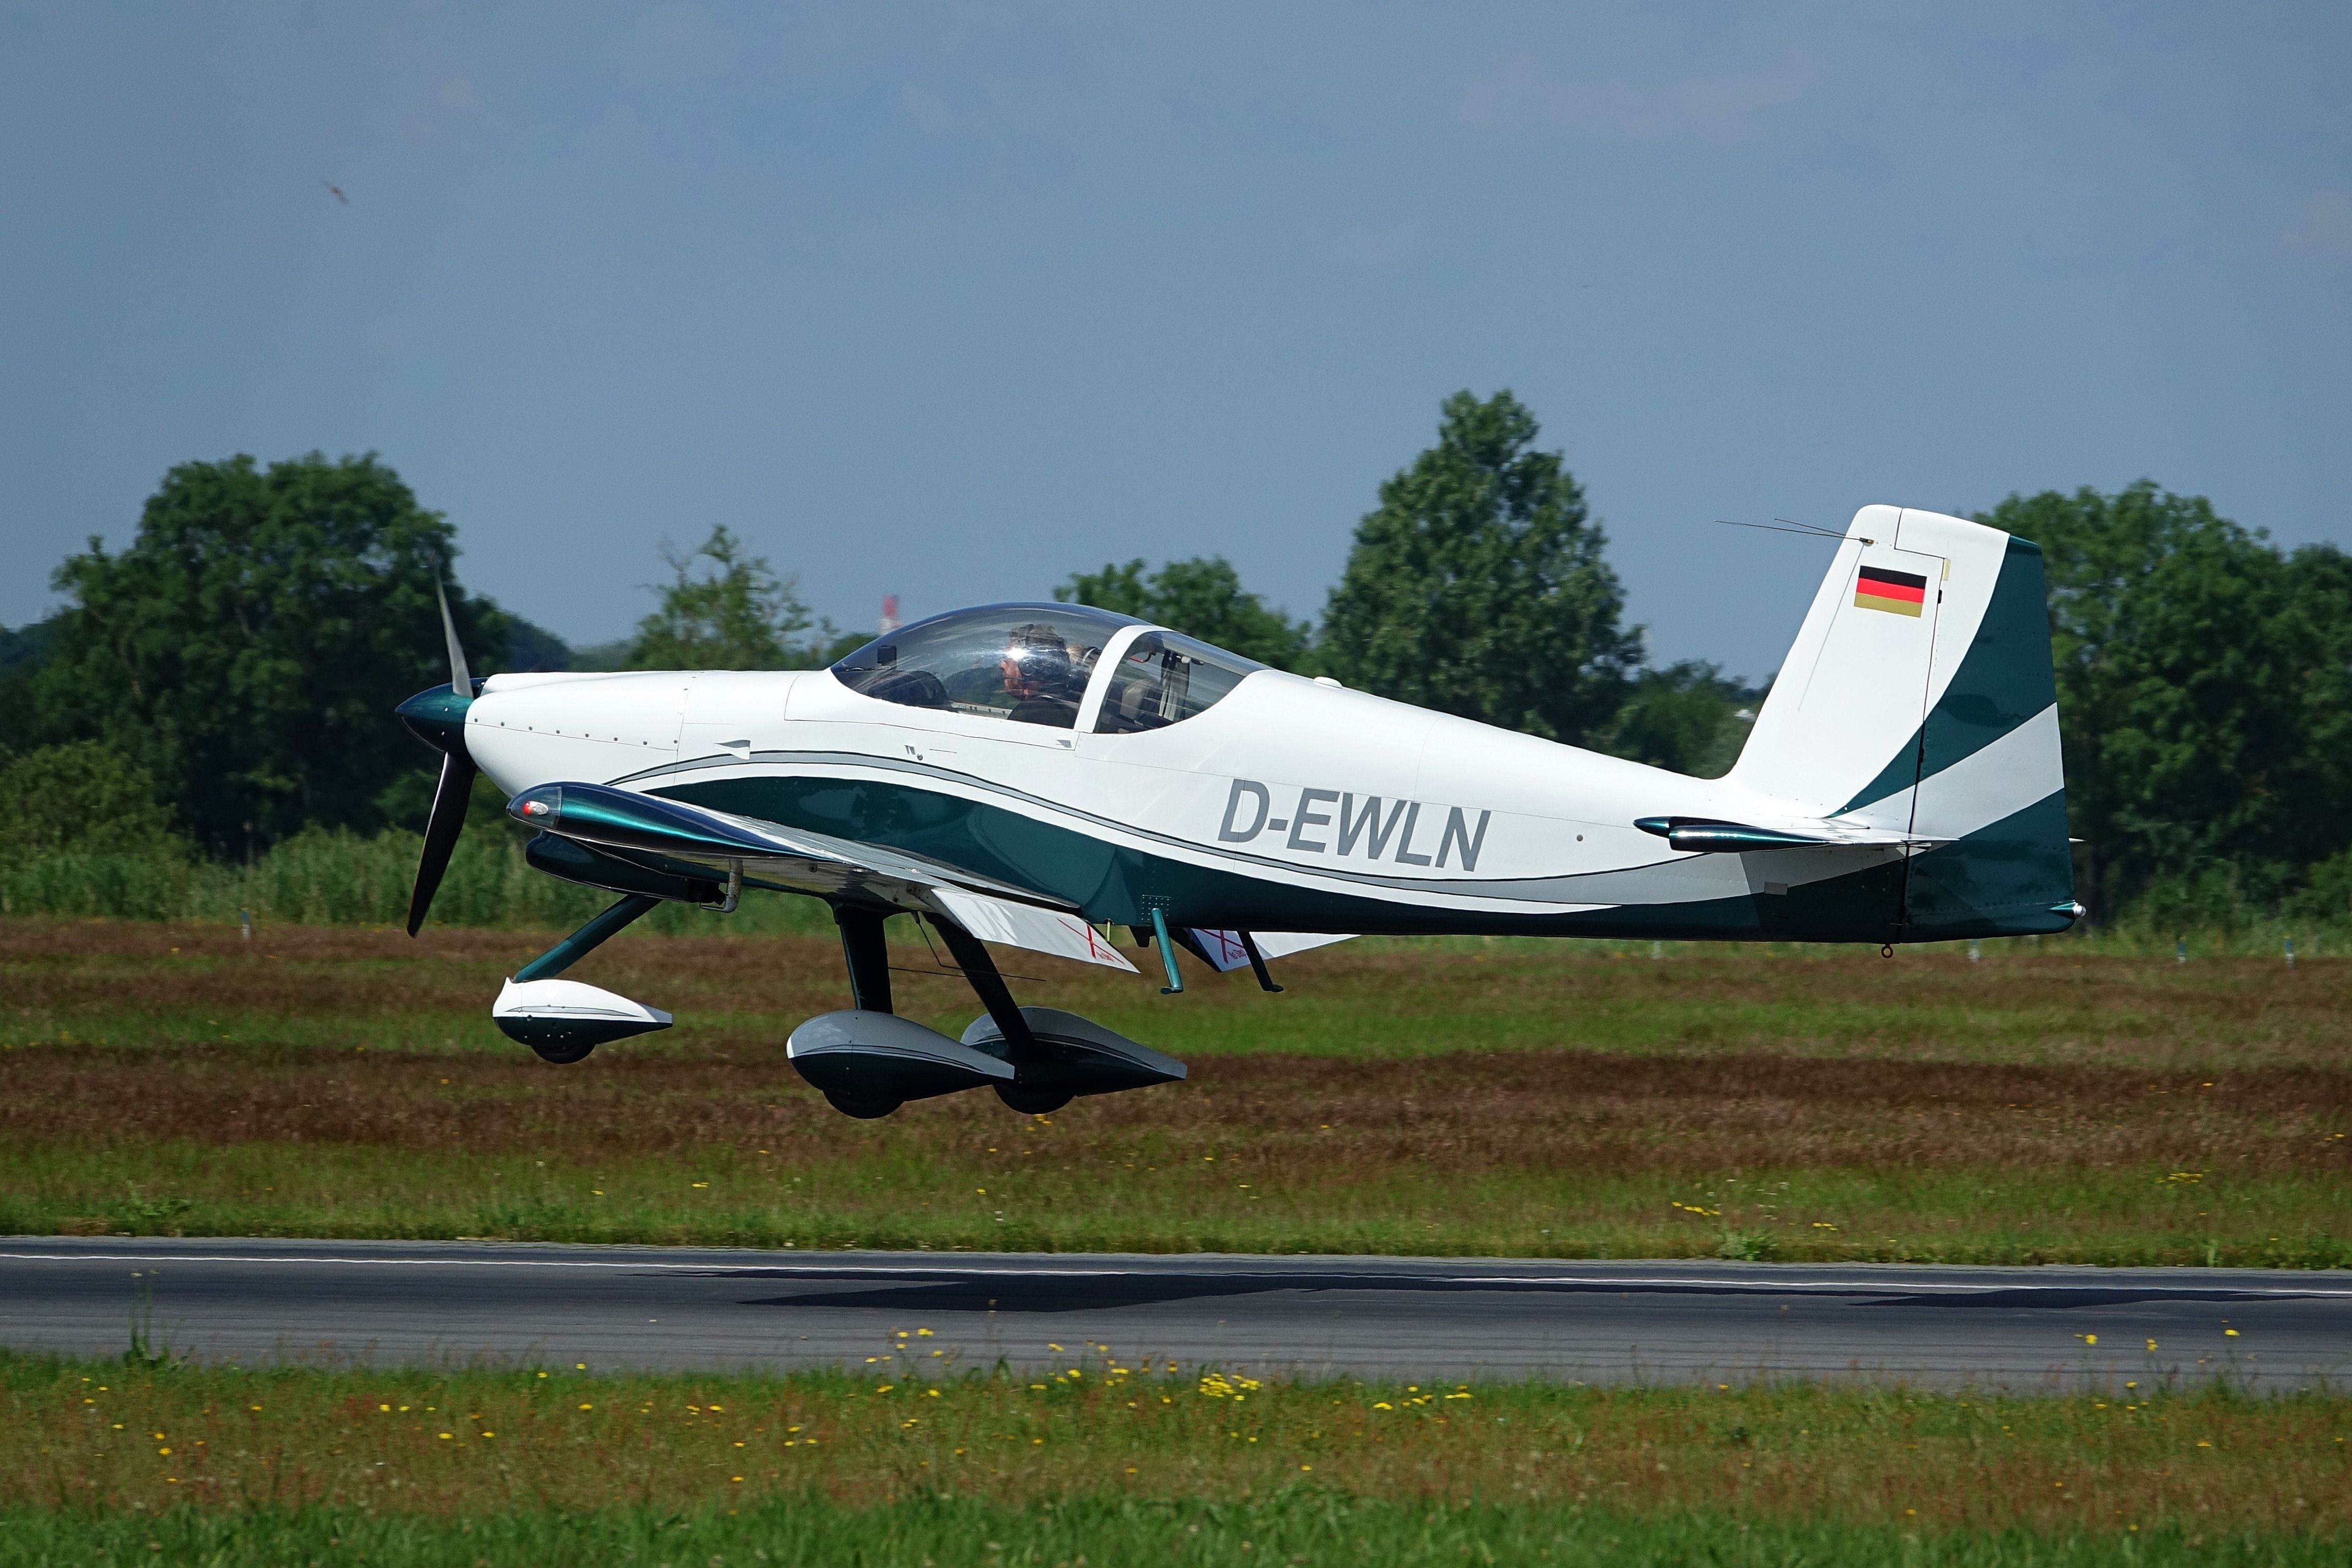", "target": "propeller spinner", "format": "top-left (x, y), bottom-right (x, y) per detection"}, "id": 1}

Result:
top-left (396, 554), bottom-right (480, 936)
